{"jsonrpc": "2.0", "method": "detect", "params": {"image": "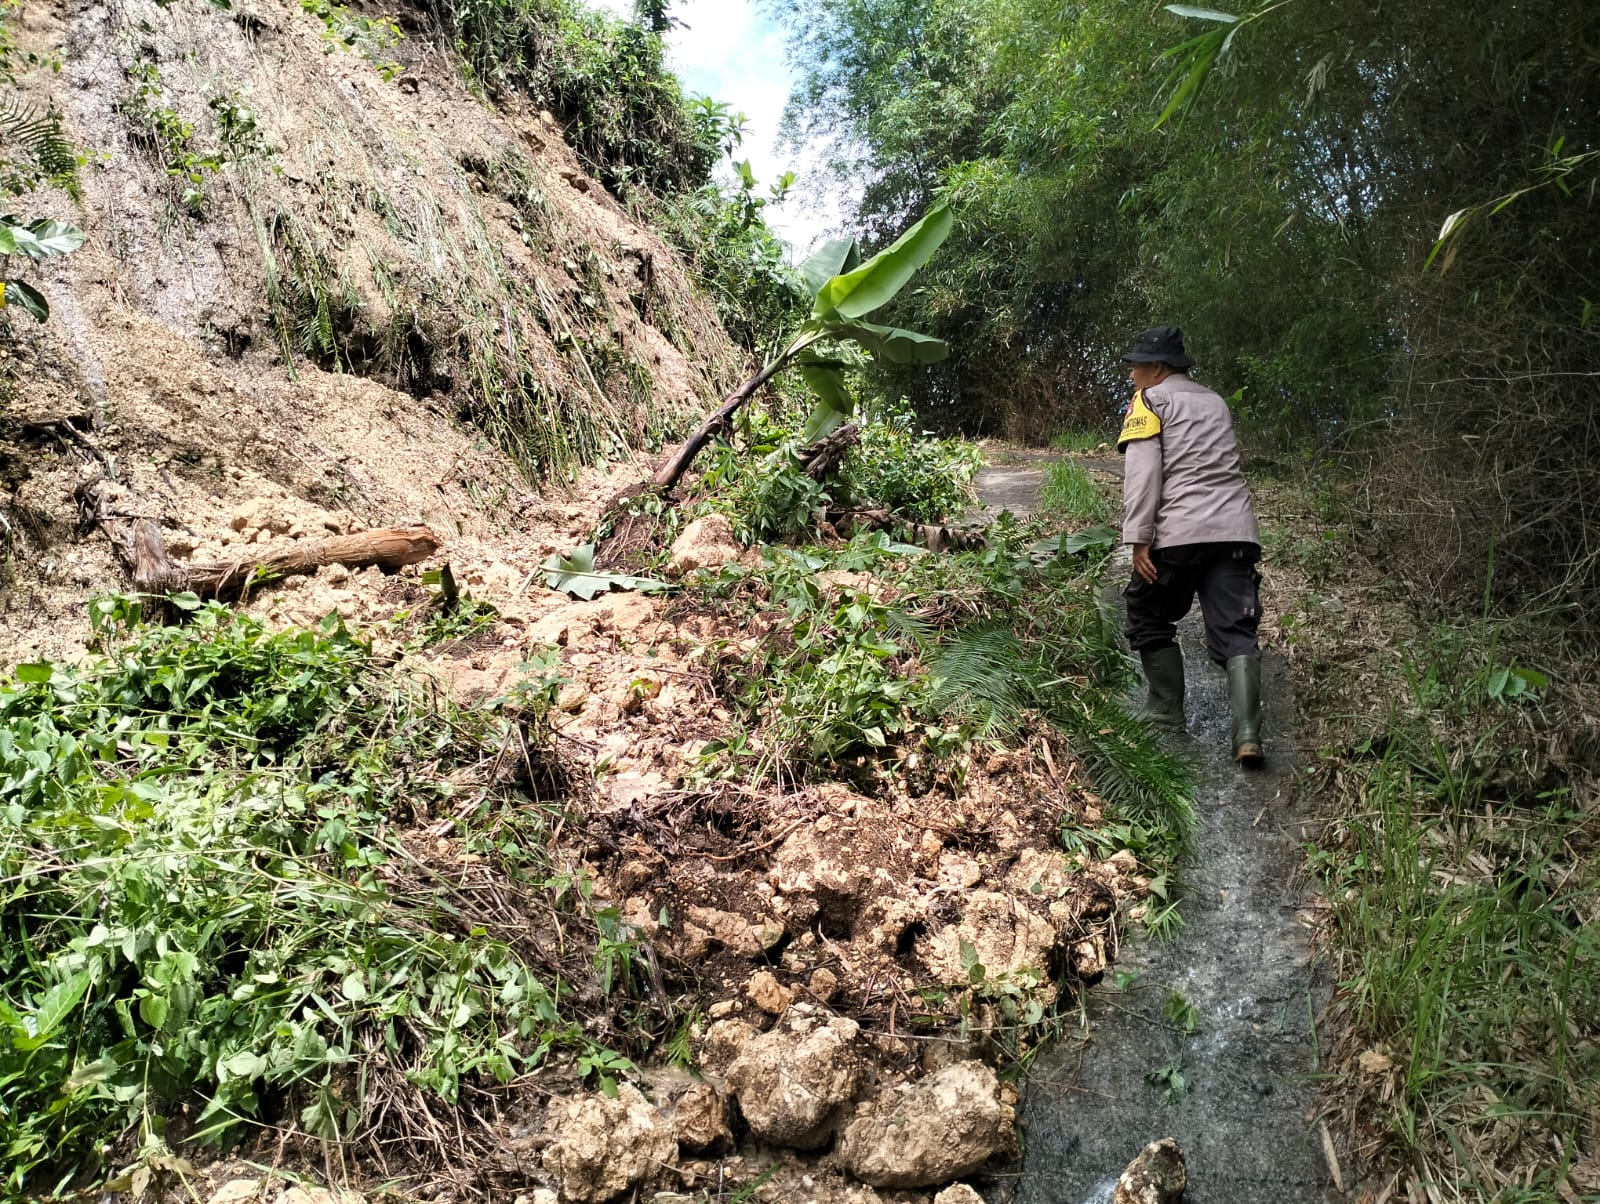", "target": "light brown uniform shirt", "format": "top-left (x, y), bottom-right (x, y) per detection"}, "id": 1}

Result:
top-left (1117, 374), bottom-right (1260, 549)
